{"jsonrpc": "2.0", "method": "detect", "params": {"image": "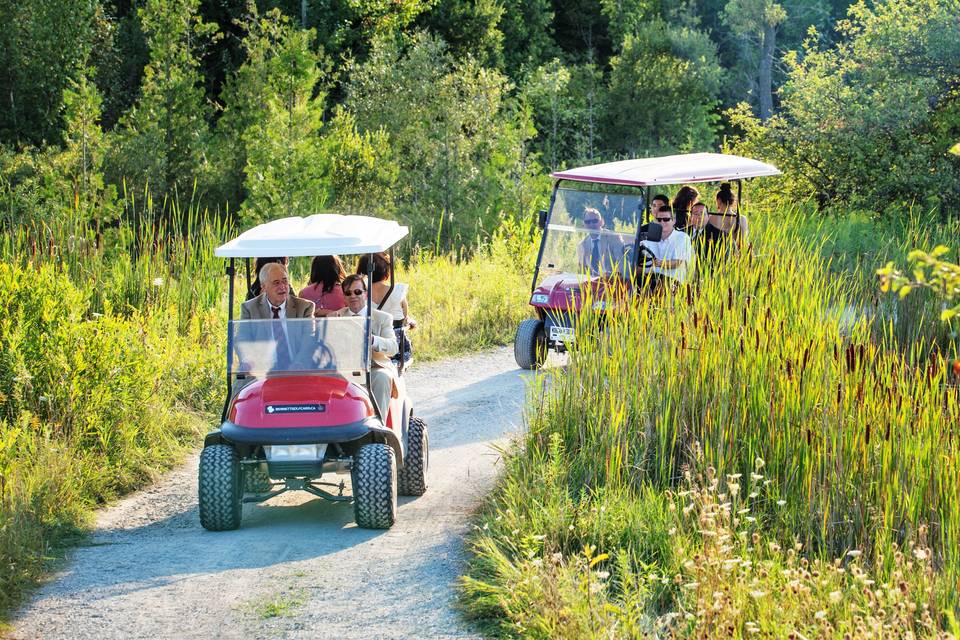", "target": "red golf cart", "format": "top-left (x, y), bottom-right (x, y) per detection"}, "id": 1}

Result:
top-left (199, 214), bottom-right (427, 530)
top-left (514, 152), bottom-right (781, 369)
